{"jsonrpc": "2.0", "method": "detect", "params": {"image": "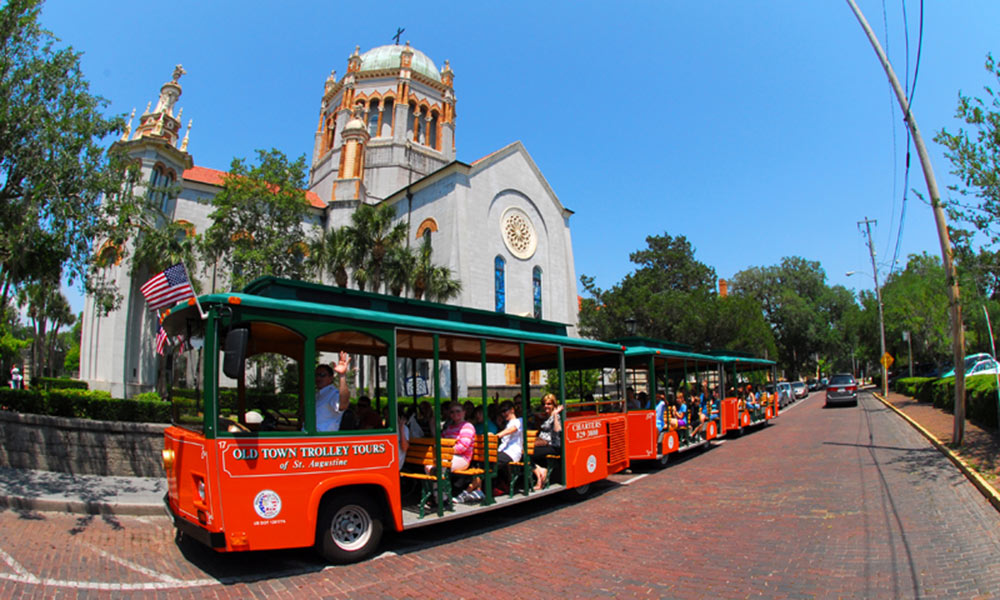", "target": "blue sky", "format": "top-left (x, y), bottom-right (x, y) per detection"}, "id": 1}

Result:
top-left (37, 1), bottom-right (1000, 314)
